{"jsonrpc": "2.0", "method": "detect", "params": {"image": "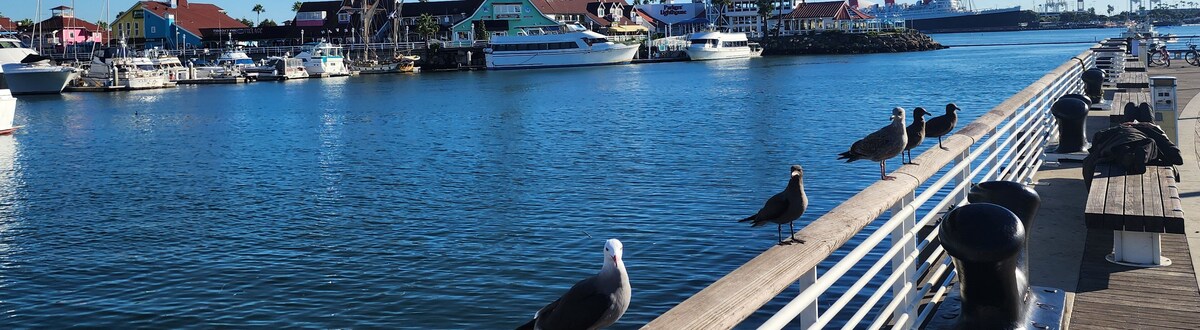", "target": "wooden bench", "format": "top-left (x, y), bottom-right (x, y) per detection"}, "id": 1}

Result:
top-left (1115, 71), bottom-right (1149, 89)
top-left (1085, 164), bottom-right (1184, 267)
top-left (1123, 60), bottom-right (1146, 72)
top-left (1108, 91), bottom-right (1150, 124)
